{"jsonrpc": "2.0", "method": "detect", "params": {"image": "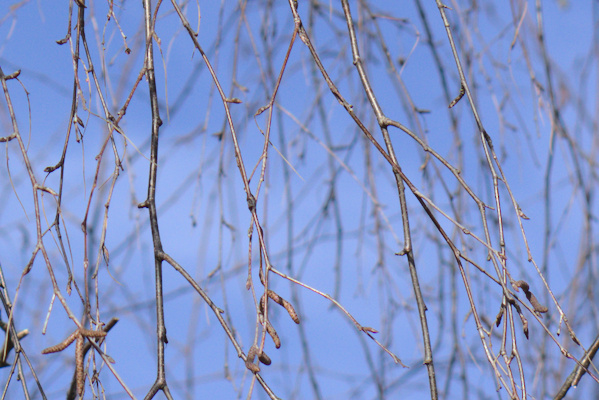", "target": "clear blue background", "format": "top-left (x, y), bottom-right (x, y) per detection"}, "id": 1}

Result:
top-left (0, 1), bottom-right (597, 399)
